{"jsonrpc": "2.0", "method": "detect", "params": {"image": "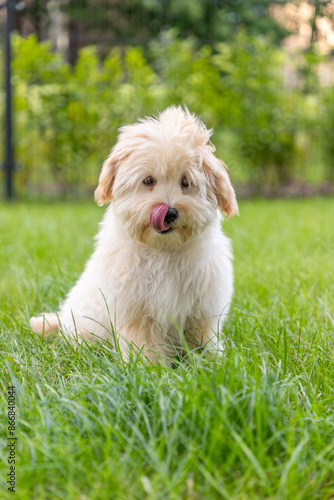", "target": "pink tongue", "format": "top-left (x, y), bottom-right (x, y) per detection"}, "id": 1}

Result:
top-left (149, 203), bottom-right (170, 232)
